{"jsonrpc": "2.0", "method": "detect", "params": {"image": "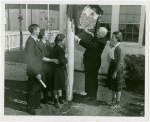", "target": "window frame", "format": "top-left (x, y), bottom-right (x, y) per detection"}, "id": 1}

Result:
top-left (110, 5), bottom-right (145, 47)
top-left (5, 4), bottom-right (60, 32)
top-left (26, 4), bottom-right (60, 32)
